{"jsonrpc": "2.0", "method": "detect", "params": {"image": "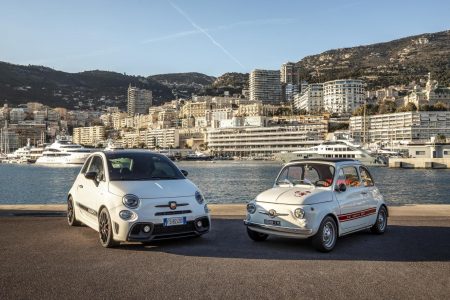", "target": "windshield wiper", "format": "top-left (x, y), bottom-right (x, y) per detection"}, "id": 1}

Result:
top-left (293, 179), bottom-right (315, 187)
top-left (150, 176), bottom-right (180, 180)
top-left (276, 179), bottom-right (293, 186)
